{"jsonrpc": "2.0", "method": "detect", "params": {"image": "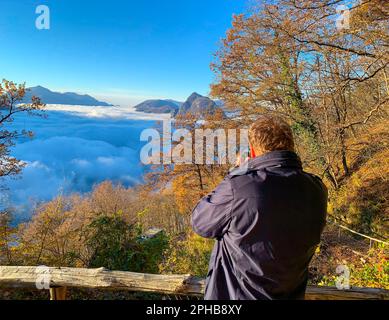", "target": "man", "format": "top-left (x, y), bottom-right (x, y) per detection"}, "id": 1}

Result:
top-left (191, 115), bottom-right (328, 300)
